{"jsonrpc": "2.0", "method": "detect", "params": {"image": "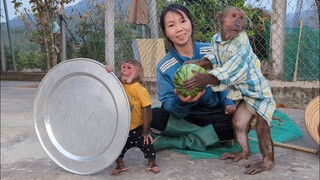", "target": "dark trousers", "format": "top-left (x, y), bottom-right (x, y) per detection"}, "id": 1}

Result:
top-left (151, 107), bottom-right (234, 141)
top-left (119, 126), bottom-right (156, 159)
